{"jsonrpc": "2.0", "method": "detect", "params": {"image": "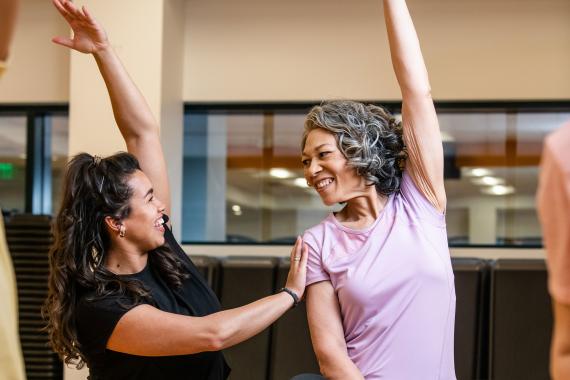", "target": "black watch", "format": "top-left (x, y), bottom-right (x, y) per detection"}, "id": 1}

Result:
top-left (279, 287), bottom-right (300, 307)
